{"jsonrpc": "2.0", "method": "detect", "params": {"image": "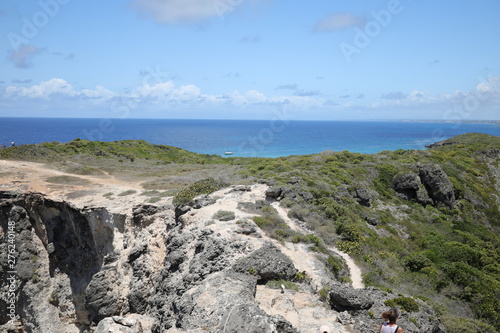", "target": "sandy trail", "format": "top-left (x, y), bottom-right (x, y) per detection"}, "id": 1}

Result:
top-left (271, 202), bottom-right (364, 289)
